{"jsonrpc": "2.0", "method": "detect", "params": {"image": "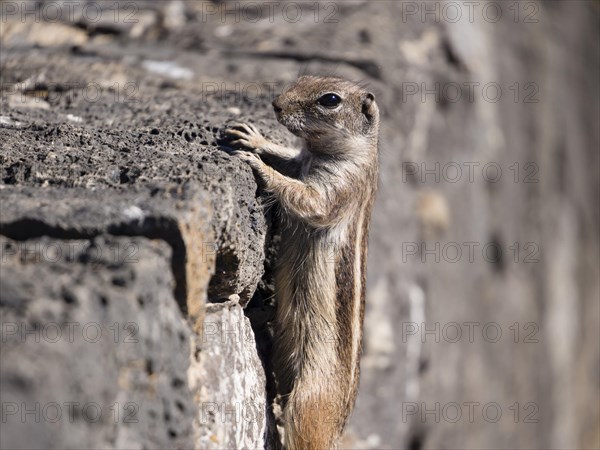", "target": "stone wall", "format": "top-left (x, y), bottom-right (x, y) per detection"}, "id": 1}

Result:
top-left (1, 1), bottom-right (598, 449)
